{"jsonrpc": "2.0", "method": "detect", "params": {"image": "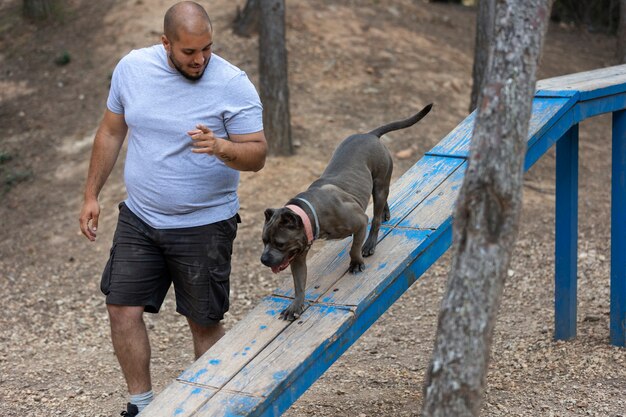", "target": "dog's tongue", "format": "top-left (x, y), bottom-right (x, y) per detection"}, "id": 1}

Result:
top-left (271, 257), bottom-right (291, 274)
